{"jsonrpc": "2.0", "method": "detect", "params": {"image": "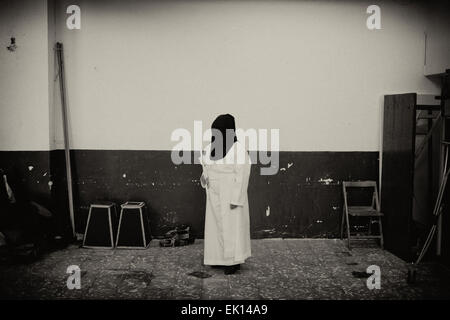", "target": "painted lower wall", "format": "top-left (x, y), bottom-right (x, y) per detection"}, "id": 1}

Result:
top-left (0, 150), bottom-right (378, 239)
